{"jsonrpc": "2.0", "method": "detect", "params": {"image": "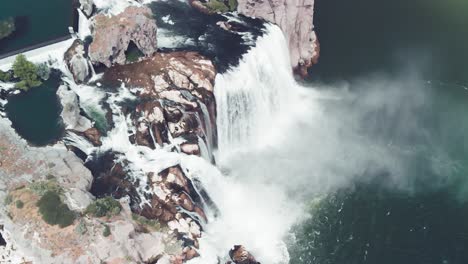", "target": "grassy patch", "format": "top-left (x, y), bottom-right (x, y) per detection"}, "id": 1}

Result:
top-left (85, 197), bottom-right (122, 218)
top-left (37, 191), bottom-right (76, 228)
